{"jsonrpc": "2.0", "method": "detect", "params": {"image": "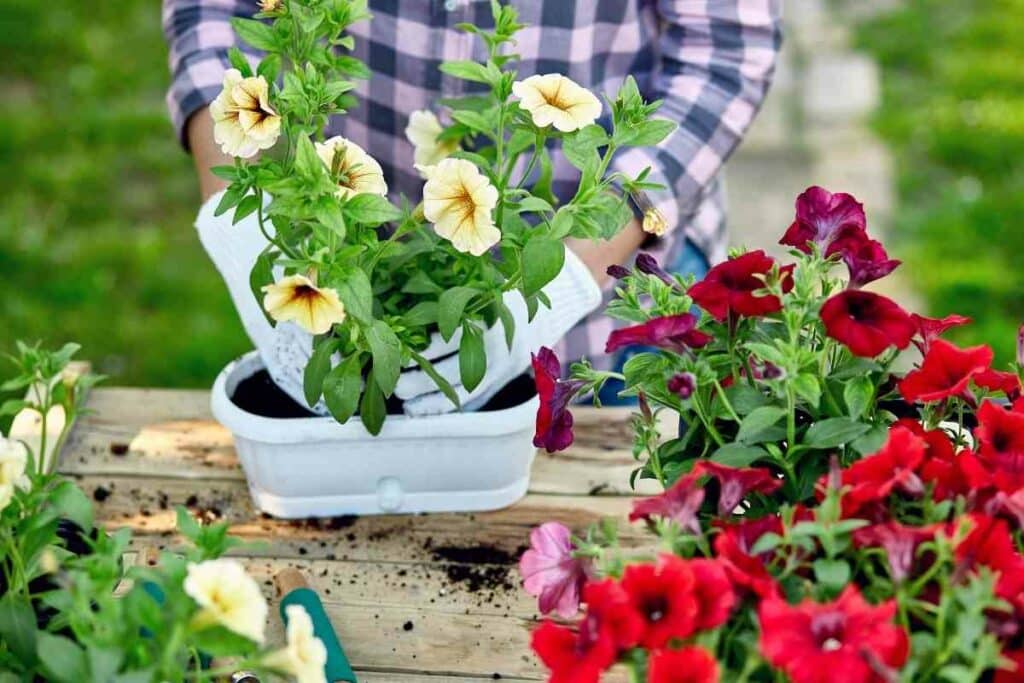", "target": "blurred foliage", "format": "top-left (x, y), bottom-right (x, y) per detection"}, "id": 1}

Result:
top-left (856, 0), bottom-right (1024, 364)
top-left (0, 1), bottom-right (248, 387)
